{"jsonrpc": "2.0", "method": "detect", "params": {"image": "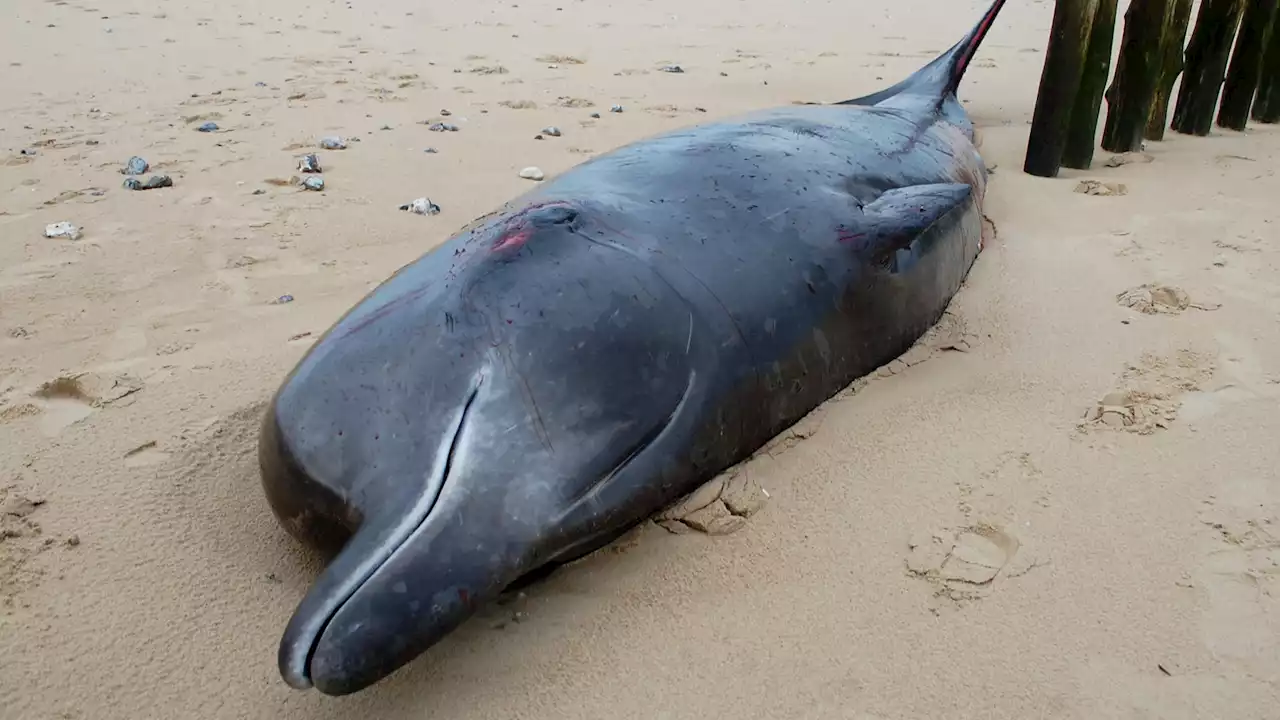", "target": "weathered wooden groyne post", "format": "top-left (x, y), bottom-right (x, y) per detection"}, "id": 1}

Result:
top-left (1147, 0), bottom-right (1196, 139)
top-left (1024, 0), bottom-right (1102, 177)
top-left (1251, 0), bottom-right (1280, 121)
top-left (1171, 0), bottom-right (1247, 135)
top-left (1217, 0), bottom-right (1279, 129)
top-left (1102, 0), bottom-right (1174, 153)
top-left (1062, 0), bottom-right (1120, 169)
